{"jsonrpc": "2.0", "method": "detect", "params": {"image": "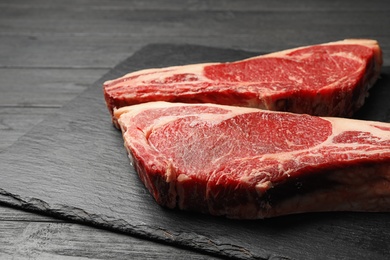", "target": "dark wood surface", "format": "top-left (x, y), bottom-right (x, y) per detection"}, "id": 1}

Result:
top-left (1, 1), bottom-right (389, 259)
